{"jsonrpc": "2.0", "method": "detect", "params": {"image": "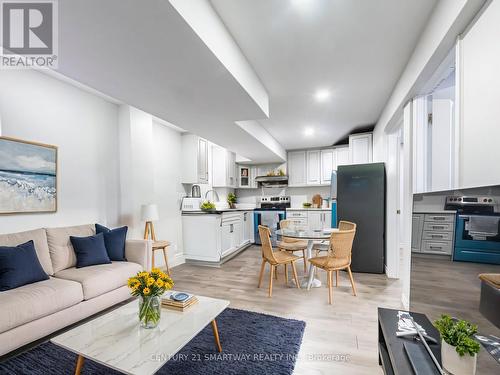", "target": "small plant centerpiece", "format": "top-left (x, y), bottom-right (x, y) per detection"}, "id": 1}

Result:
top-left (434, 315), bottom-right (480, 375)
top-left (128, 268), bottom-right (174, 328)
top-left (200, 200), bottom-right (216, 211)
top-left (227, 193), bottom-right (237, 209)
